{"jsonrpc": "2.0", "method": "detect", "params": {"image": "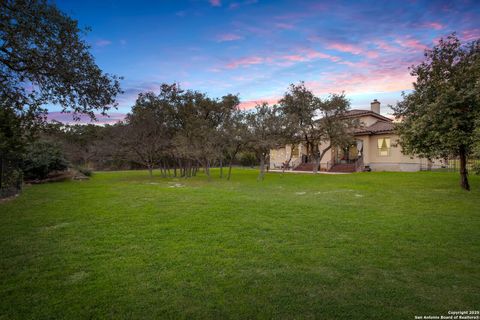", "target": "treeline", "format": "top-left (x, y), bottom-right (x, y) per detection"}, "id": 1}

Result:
top-left (40, 82), bottom-right (356, 180)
